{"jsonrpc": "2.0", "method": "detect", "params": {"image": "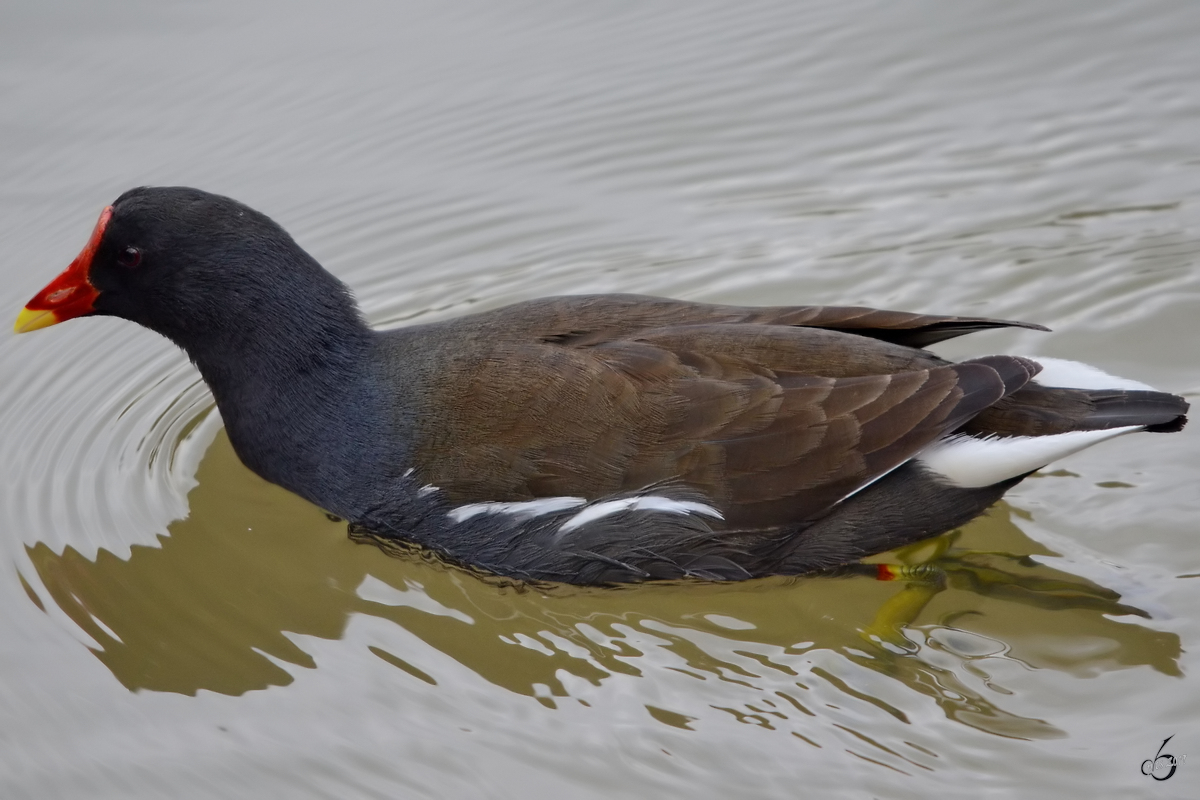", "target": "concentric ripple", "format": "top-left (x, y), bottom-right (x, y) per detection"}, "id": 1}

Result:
top-left (0, 323), bottom-right (217, 563)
